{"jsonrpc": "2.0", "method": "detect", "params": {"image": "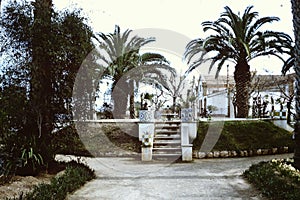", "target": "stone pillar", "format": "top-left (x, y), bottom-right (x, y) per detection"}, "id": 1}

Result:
top-left (141, 146), bottom-right (152, 161)
top-left (181, 108), bottom-right (197, 161)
